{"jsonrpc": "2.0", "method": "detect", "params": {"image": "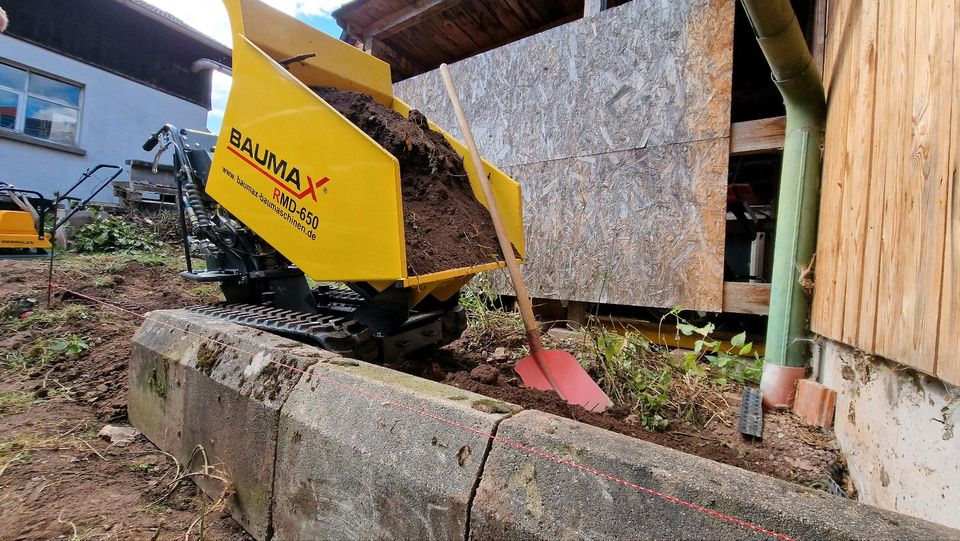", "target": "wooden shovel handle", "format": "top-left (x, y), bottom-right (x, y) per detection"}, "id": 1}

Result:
top-left (438, 64), bottom-right (538, 338)
top-left (439, 64), bottom-right (566, 400)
